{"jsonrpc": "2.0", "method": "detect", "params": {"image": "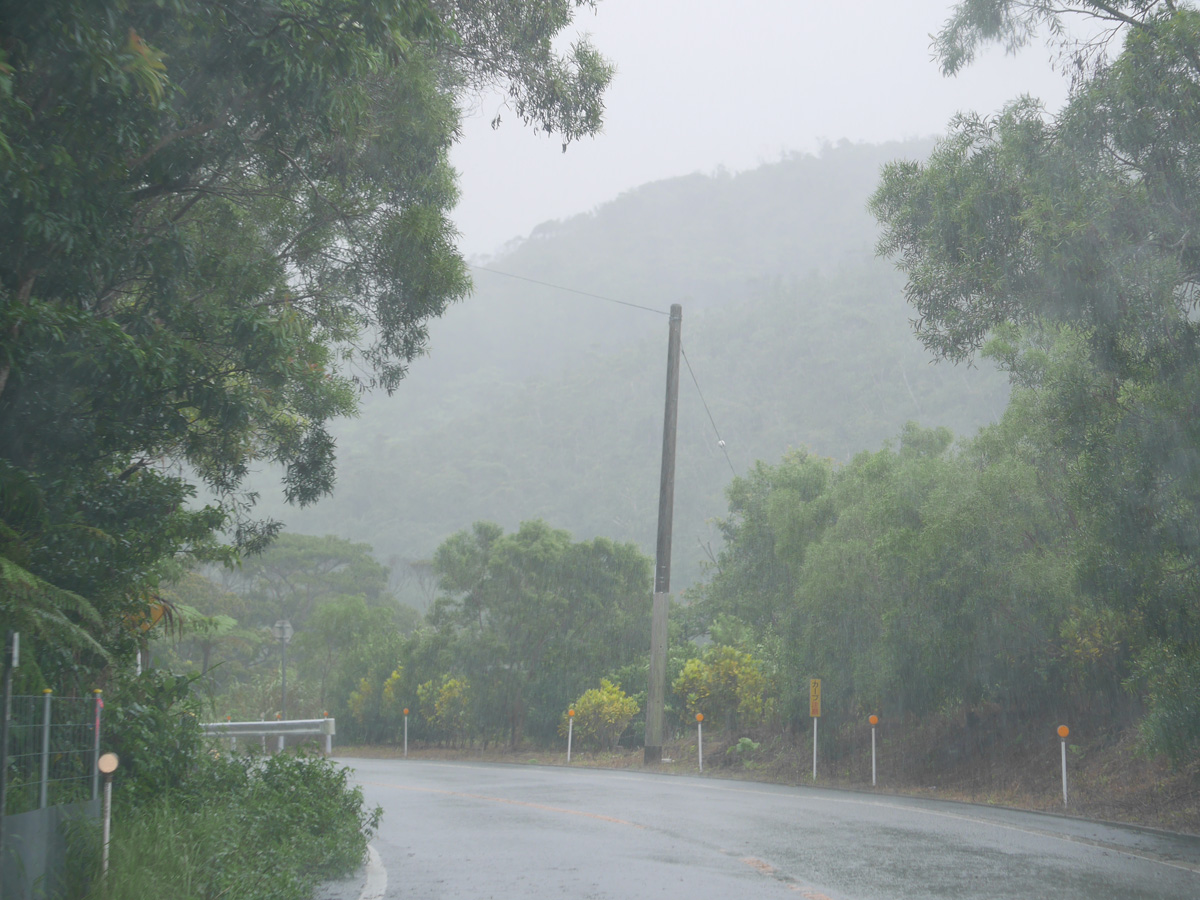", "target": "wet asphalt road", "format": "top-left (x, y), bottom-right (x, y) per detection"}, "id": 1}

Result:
top-left (348, 758), bottom-right (1200, 899)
